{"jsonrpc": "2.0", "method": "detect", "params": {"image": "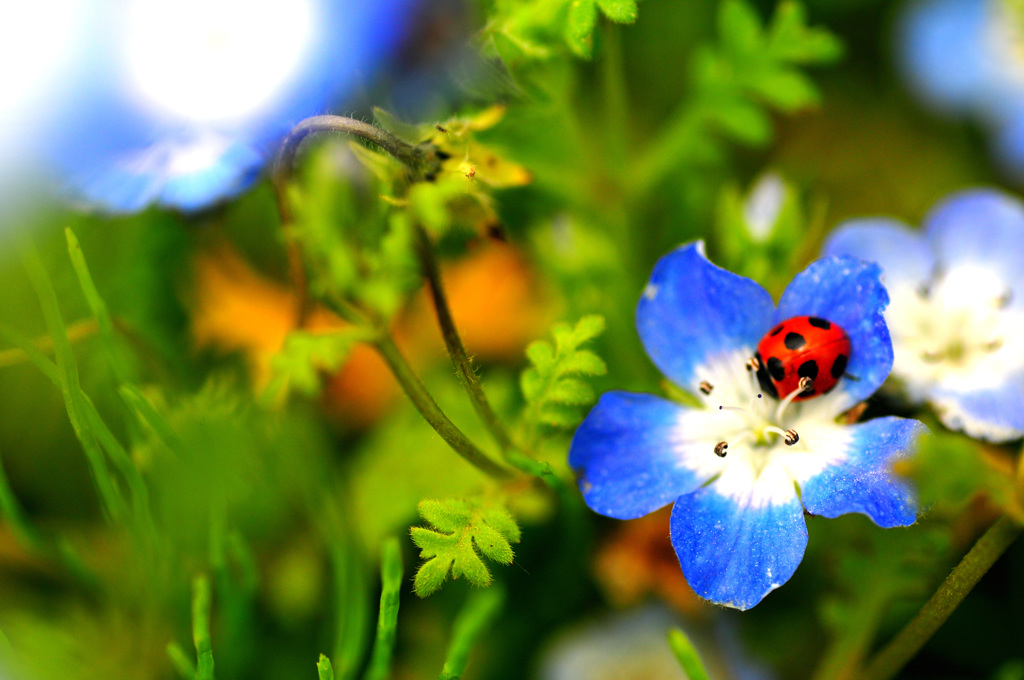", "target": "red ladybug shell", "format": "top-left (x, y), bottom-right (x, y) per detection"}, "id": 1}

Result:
top-left (753, 316), bottom-right (851, 401)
